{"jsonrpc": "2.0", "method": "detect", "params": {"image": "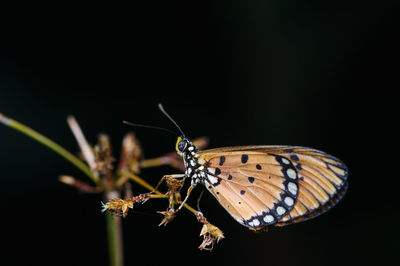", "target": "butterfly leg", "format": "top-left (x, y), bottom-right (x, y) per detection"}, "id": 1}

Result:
top-left (196, 188), bottom-right (205, 213)
top-left (176, 185), bottom-right (194, 212)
